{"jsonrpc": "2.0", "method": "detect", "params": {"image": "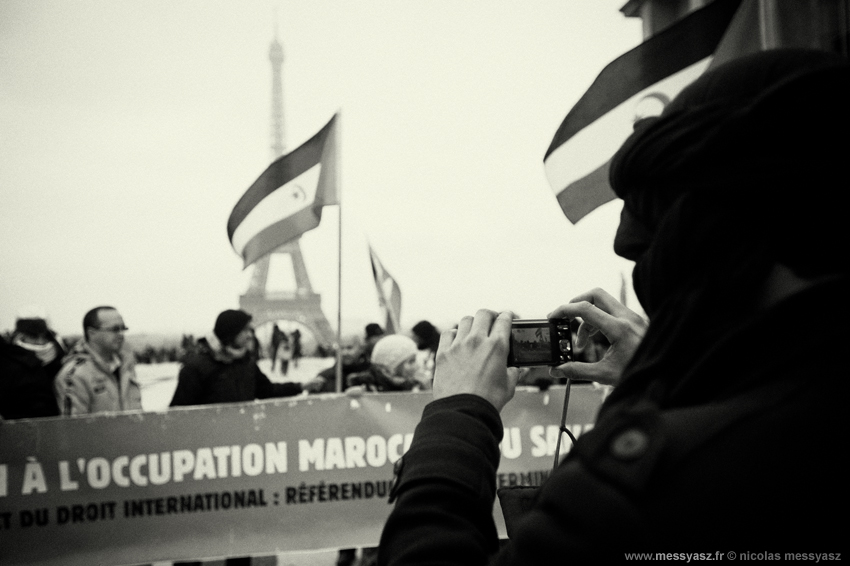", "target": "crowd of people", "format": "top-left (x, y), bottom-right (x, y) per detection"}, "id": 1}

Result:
top-left (0, 303), bottom-right (446, 422)
top-left (0, 300), bottom-right (596, 566)
top-left (0, 304), bottom-right (441, 565)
